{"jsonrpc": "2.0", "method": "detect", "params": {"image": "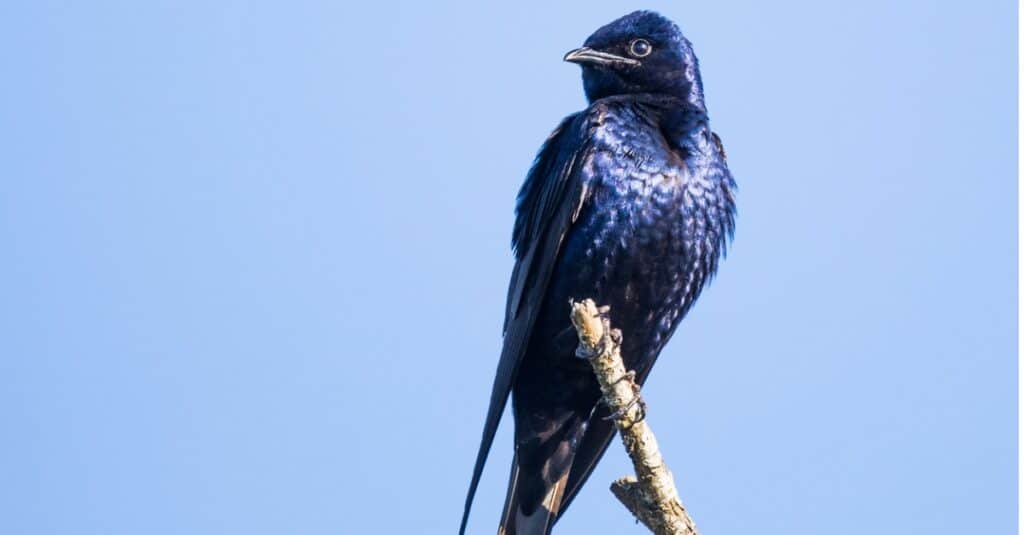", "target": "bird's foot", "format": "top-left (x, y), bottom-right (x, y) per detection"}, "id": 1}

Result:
top-left (575, 343), bottom-right (597, 360)
top-left (610, 369), bottom-right (636, 386)
top-left (573, 309), bottom-right (620, 361)
top-left (603, 393), bottom-right (646, 425)
top-left (602, 376), bottom-right (646, 425)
